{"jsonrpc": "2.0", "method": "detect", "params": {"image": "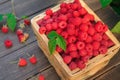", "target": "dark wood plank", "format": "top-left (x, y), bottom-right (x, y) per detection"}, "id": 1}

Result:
top-left (28, 67), bottom-right (60, 80)
top-left (0, 0), bottom-right (9, 5)
top-left (0, 41), bottom-right (51, 80)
